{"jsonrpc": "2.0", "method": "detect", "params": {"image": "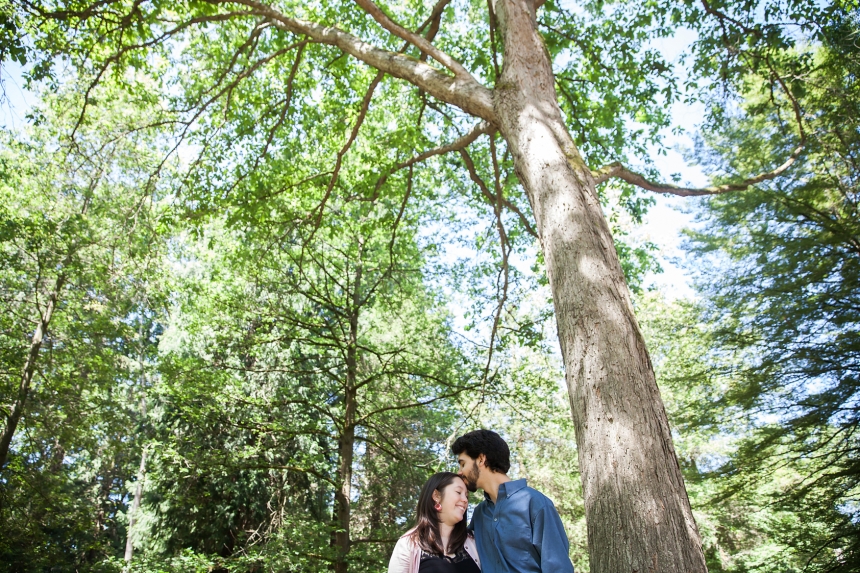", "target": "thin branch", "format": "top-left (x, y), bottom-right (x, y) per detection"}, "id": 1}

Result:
top-left (486, 0), bottom-right (500, 78)
top-left (254, 170), bottom-right (332, 202)
top-left (69, 11), bottom-right (255, 135)
top-left (483, 135), bottom-right (510, 386)
top-left (419, 0), bottom-right (453, 61)
top-left (355, 388), bottom-right (470, 425)
top-left (593, 44), bottom-right (809, 197)
top-left (766, 55), bottom-right (807, 142)
top-left (591, 145), bottom-right (804, 196)
top-left (156, 39), bottom-right (307, 202)
top-left (374, 120), bottom-right (496, 194)
top-left (459, 146), bottom-right (539, 237)
top-left (252, 40), bottom-right (308, 169)
top-left (310, 70), bottom-right (385, 230)
top-left (699, 0), bottom-right (763, 38)
top-left (387, 164), bottom-right (414, 256)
